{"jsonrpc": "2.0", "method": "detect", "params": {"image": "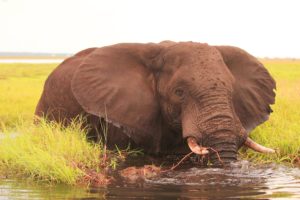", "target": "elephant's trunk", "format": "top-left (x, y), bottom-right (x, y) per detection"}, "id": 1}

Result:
top-left (206, 132), bottom-right (238, 166)
top-left (202, 106), bottom-right (240, 166)
top-left (183, 89), bottom-right (242, 166)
